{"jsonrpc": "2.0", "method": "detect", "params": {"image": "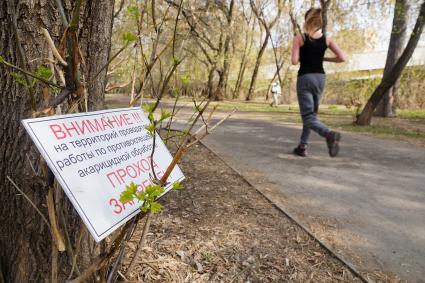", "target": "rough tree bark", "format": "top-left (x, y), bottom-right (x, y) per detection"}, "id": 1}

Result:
top-left (374, 0), bottom-right (409, 117)
top-left (0, 0), bottom-right (114, 282)
top-left (356, 1), bottom-right (425, 126)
